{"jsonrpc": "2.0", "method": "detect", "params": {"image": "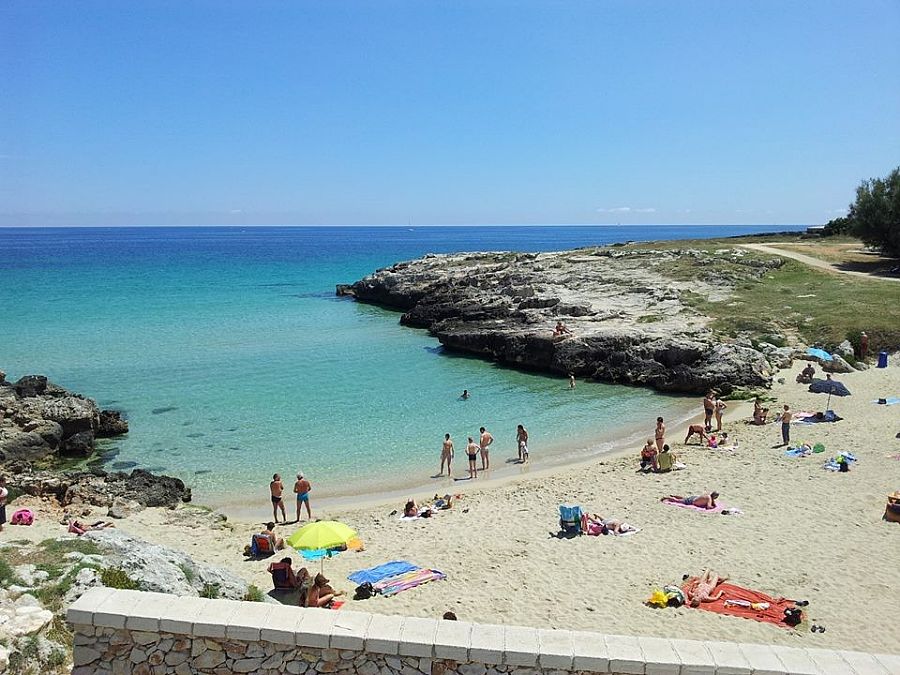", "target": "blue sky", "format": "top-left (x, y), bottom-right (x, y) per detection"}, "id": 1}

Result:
top-left (1, 1), bottom-right (898, 226)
